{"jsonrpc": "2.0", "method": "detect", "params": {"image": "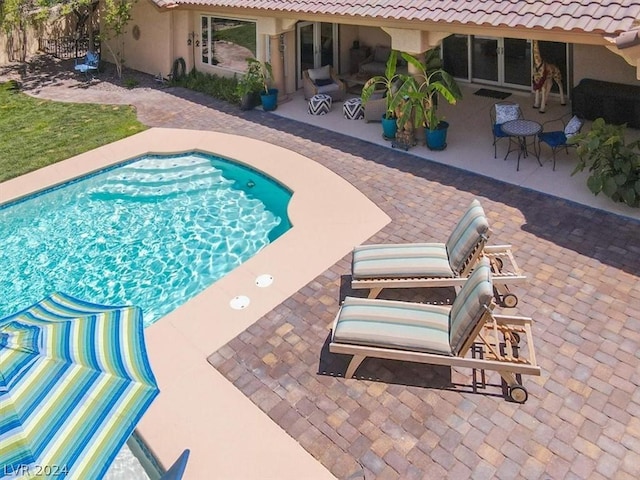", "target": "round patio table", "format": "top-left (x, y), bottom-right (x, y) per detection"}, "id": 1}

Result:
top-left (501, 119), bottom-right (543, 171)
